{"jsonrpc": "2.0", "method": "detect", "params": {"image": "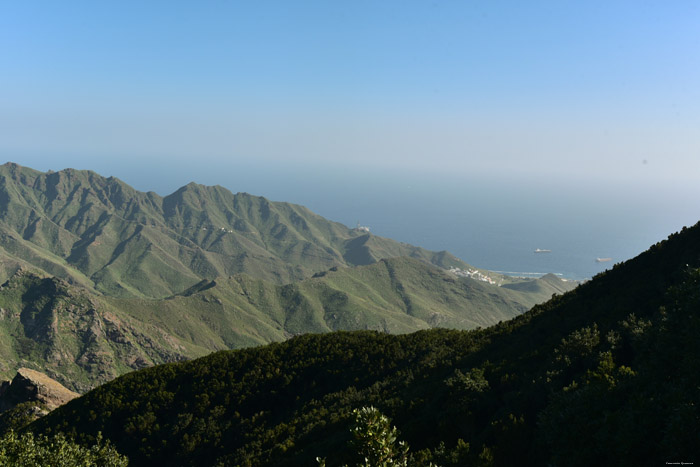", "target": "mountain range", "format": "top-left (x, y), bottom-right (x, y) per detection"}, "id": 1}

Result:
top-left (1, 162), bottom-right (697, 465)
top-left (0, 162), bottom-right (476, 298)
top-left (0, 163), bottom-right (575, 391)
